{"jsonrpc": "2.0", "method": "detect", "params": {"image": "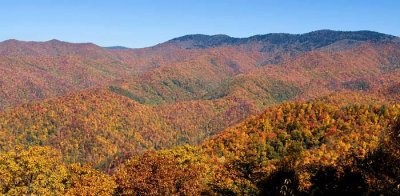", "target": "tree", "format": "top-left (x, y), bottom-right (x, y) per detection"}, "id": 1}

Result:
top-left (0, 146), bottom-right (68, 195)
top-left (114, 150), bottom-right (206, 195)
top-left (65, 163), bottom-right (116, 196)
